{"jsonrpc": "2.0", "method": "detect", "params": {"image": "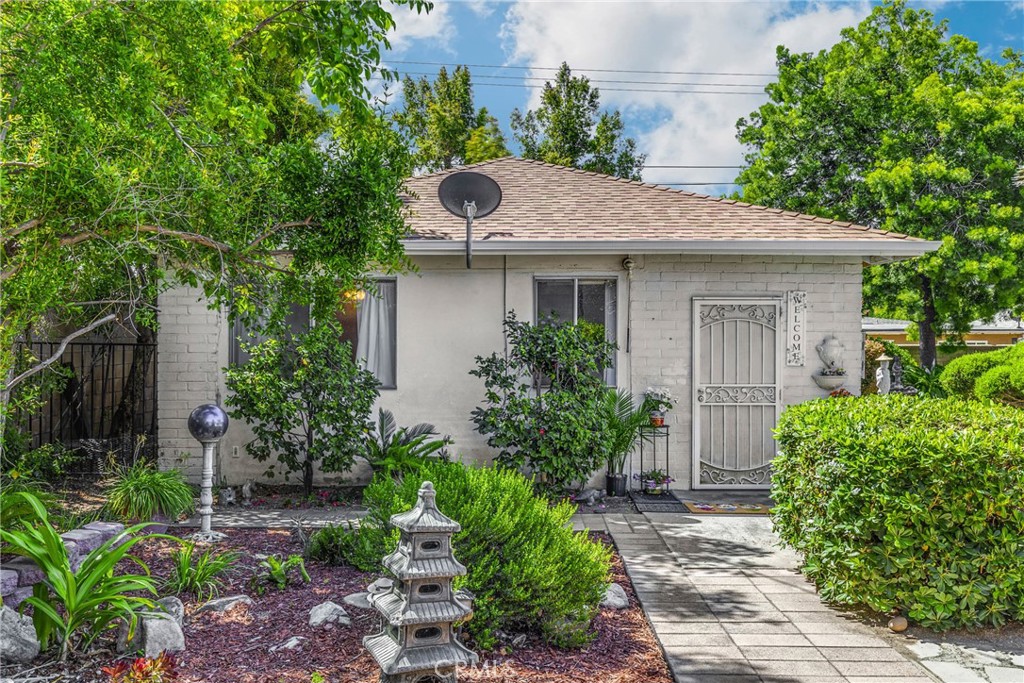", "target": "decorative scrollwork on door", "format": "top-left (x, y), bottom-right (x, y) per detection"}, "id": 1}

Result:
top-left (697, 386), bottom-right (777, 404)
top-left (699, 304), bottom-right (777, 328)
